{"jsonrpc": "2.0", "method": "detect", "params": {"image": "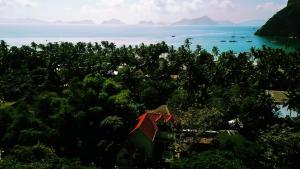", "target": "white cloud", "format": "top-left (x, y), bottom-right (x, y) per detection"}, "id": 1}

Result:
top-left (0, 0), bottom-right (39, 17)
top-left (256, 2), bottom-right (285, 12)
top-left (15, 0), bottom-right (38, 7)
top-left (131, 0), bottom-right (234, 14)
top-left (63, 6), bottom-right (73, 11)
top-left (210, 0), bottom-right (234, 9)
top-left (97, 0), bottom-right (125, 7)
top-left (0, 0), bottom-right (289, 23)
top-left (0, 0), bottom-right (38, 8)
top-left (78, 0), bottom-right (235, 23)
